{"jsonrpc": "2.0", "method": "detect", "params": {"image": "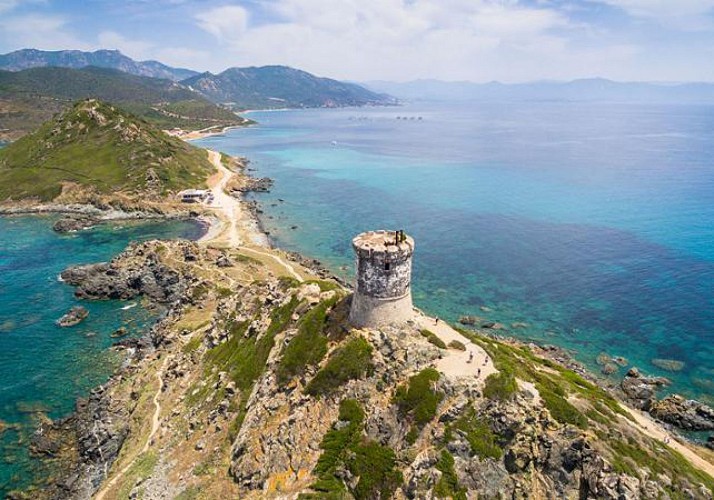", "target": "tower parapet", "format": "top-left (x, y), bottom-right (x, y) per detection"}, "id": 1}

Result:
top-left (349, 230), bottom-right (415, 328)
